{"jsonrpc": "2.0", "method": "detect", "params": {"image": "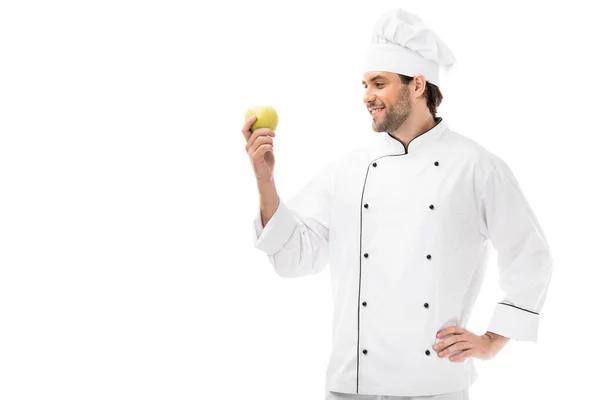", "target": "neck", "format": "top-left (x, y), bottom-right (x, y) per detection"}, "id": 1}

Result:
top-left (389, 111), bottom-right (436, 147)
